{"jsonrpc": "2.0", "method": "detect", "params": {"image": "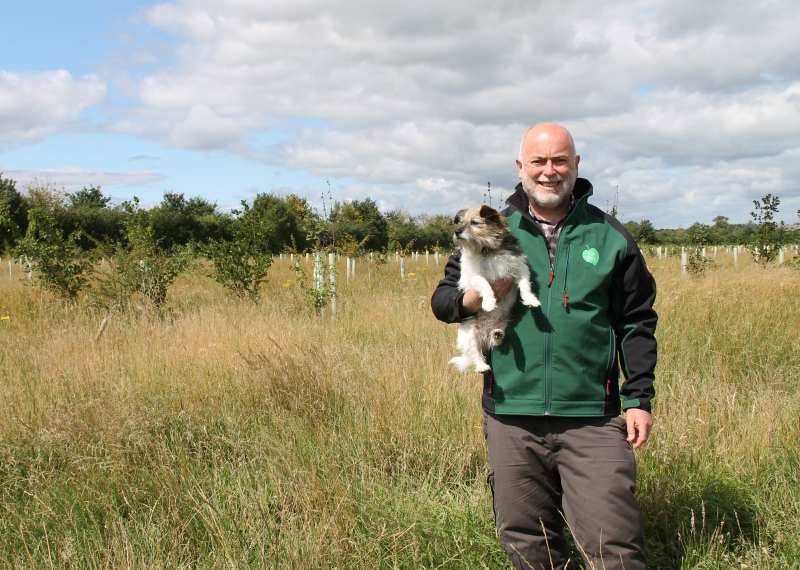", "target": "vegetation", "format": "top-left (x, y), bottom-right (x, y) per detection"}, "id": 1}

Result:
top-left (0, 249), bottom-right (799, 568)
top-left (15, 208), bottom-right (92, 299)
top-left (203, 201), bottom-right (274, 302)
